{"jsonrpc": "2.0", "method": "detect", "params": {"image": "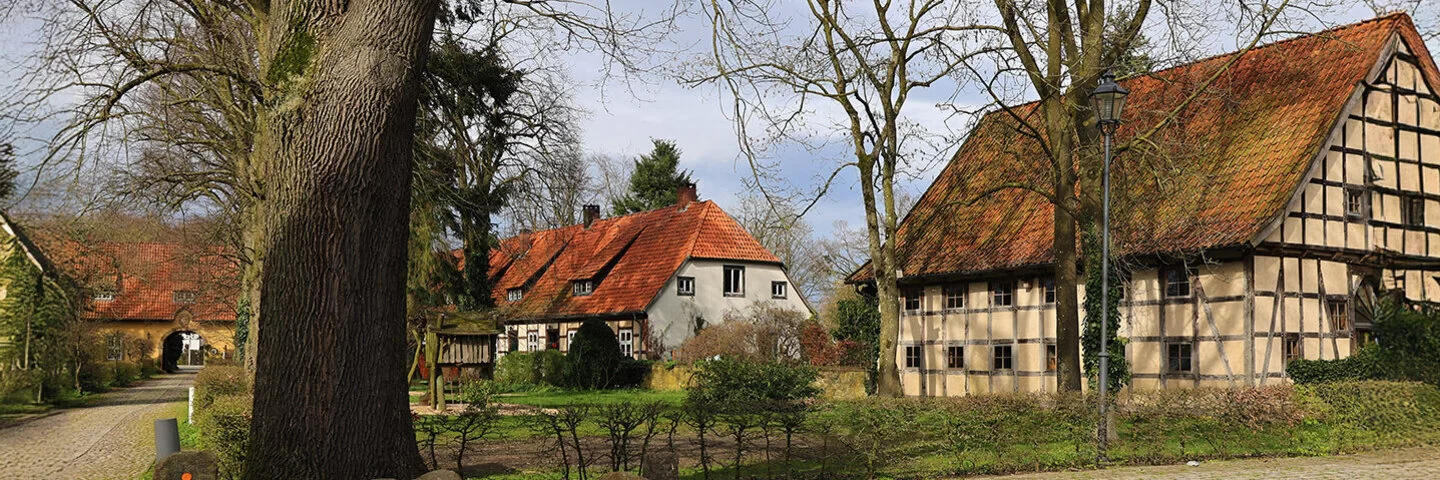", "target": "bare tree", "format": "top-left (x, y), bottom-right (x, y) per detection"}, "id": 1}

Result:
top-left (734, 193), bottom-right (827, 304)
top-left (691, 0), bottom-right (999, 396)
